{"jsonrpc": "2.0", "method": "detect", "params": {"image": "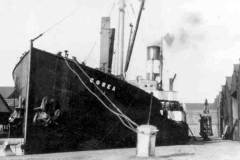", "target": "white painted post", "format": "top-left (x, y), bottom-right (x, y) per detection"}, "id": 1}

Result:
top-left (136, 125), bottom-right (158, 157)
